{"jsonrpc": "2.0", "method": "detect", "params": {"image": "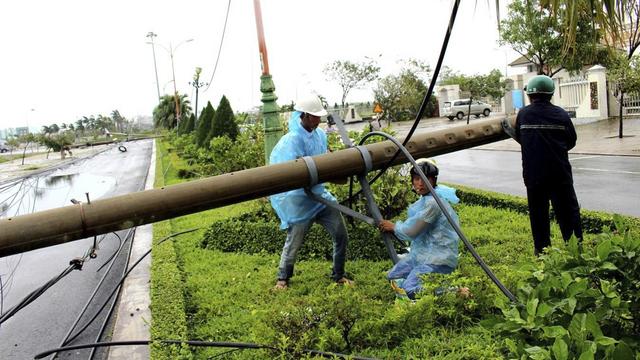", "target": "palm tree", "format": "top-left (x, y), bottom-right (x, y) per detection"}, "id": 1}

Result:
top-left (41, 125), bottom-right (52, 136)
top-left (518, 1), bottom-right (638, 54)
top-left (153, 94), bottom-right (192, 129)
